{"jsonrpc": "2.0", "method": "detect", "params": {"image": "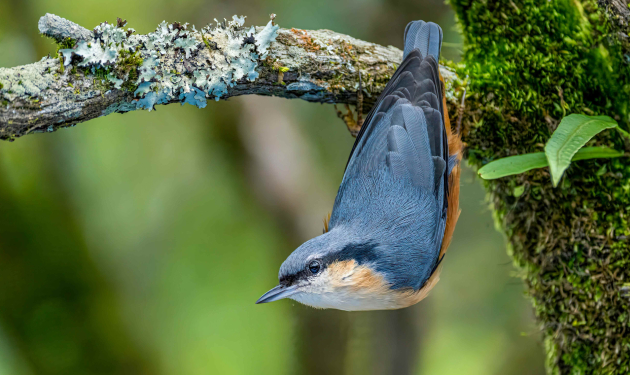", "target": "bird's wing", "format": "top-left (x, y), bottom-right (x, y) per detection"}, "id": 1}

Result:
top-left (329, 21), bottom-right (463, 294)
top-left (342, 21), bottom-right (449, 214)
